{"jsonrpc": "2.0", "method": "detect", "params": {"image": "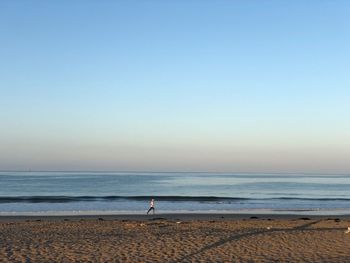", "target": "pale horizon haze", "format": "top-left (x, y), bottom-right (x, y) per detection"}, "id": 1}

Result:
top-left (1, 1), bottom-right (350, 173)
